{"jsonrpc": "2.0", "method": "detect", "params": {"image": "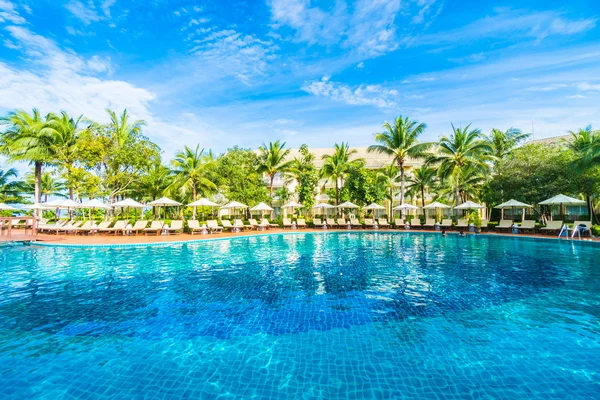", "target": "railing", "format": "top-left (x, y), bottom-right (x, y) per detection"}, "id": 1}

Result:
top-left (0, 217), bottom-right (38, 237)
